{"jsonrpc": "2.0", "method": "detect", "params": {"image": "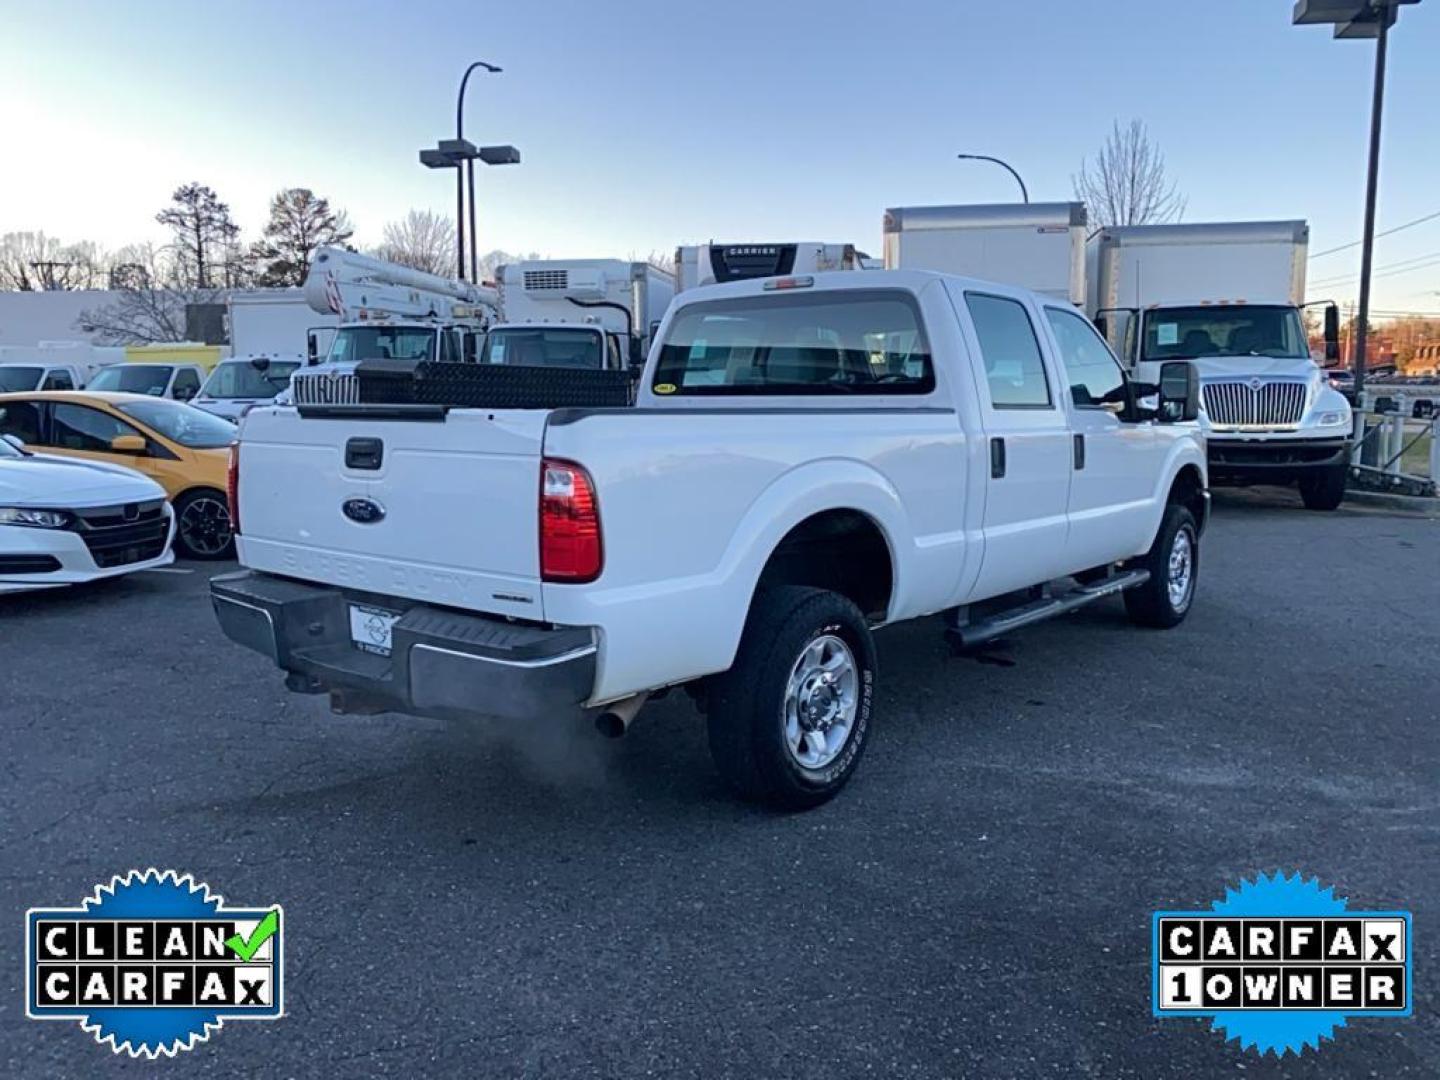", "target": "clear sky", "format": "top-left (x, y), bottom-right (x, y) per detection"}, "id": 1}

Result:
top-left (2, 0), bottom-right (1437, 312)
